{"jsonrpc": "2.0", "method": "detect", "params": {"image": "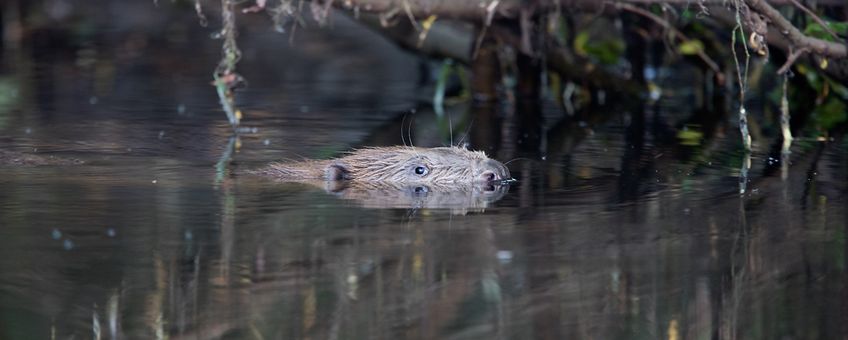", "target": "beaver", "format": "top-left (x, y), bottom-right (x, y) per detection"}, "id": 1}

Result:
top-left (324, 181), bottom-right (508, 211)
top-left (256, 146), bottom-right (511, 185)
